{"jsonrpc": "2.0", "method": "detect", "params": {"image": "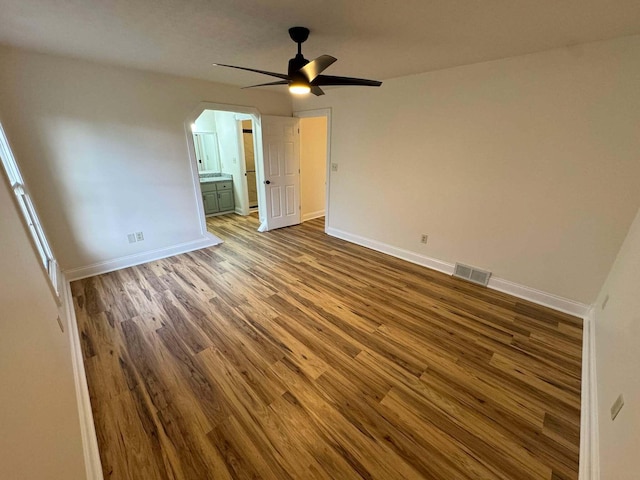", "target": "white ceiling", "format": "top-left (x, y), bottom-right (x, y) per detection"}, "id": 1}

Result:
top-left (1, 0), bottom-right (640, 89)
